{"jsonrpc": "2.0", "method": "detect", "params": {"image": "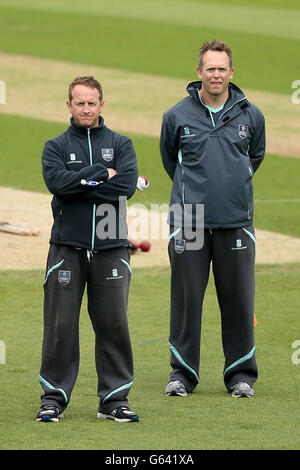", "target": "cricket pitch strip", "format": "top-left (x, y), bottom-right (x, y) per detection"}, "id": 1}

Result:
top-left (0, 186), bottom-right (300, 271)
